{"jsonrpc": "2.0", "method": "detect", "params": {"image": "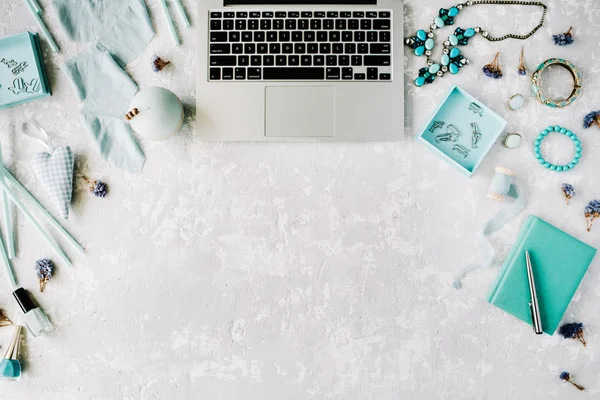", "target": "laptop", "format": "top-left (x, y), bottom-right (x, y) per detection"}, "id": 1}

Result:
top-left (196, 0), bottom-right (404, 141)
